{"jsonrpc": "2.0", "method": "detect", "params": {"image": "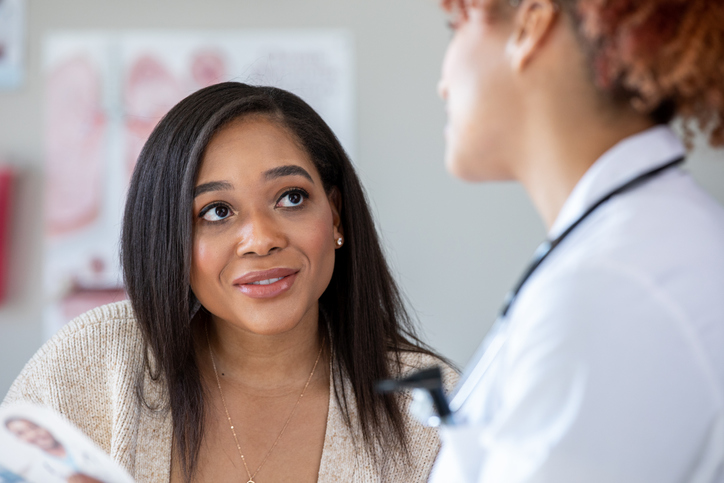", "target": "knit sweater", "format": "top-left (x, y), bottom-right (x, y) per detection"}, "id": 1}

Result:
top-left (2, 301), bottom-right (458, 482)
